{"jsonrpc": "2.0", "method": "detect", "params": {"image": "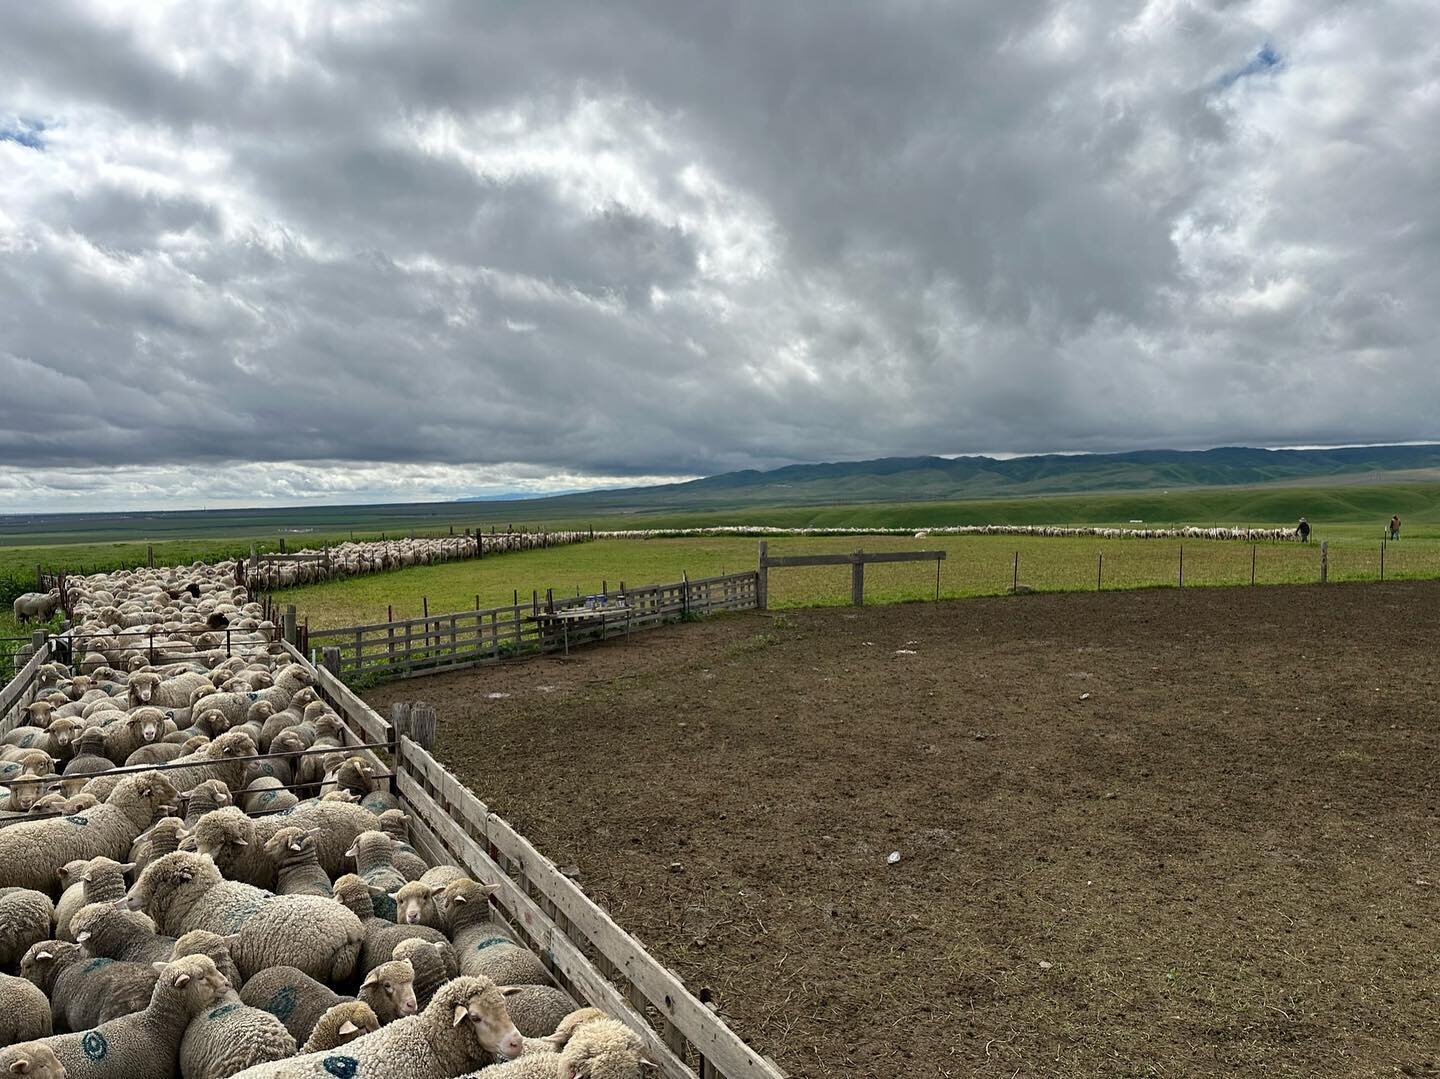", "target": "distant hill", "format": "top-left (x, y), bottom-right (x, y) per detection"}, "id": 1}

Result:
top-left (495, 444), bottom-right (1440, 515)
